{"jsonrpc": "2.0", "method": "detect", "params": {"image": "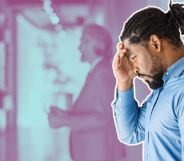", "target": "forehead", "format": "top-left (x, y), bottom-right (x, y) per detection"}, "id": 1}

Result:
top-left (123, 39), bottom-right (147, 54)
